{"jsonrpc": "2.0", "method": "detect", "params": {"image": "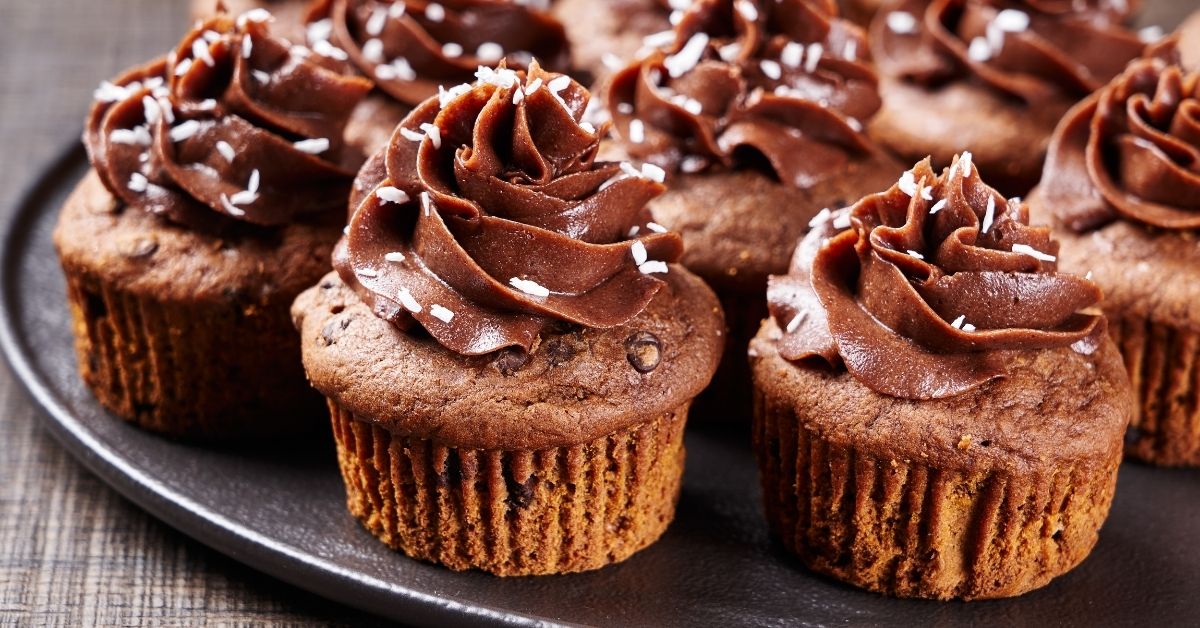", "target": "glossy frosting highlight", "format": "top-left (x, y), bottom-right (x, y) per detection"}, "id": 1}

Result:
top-left (85, 11), bottom-right (372, 230)
top-left (1042, 39), bottom-right (1200, 232)
top-left (872, 0), bottom-right (1144, 104)
top-left (335, 64), bottom-right (683, 356)
top-left (607, 0), bottom-right (880, 187)
top-left (768, 156), bottom-right (1104, 400)
top-left (305, 0), bottom-right (570, 107)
